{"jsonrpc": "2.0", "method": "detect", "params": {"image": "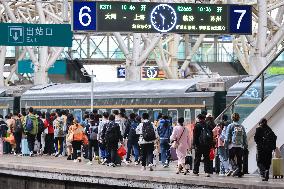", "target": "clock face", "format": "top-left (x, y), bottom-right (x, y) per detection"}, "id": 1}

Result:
top-left (150, 4), bottom-right (177, 33)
